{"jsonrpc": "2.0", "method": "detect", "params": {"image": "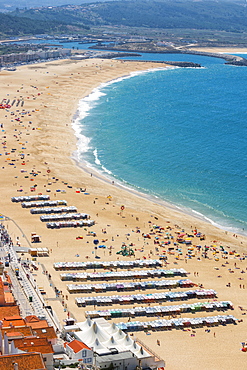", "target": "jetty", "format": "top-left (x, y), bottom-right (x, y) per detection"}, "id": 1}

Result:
top-left (90, 44), bottom-right (247, 66)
